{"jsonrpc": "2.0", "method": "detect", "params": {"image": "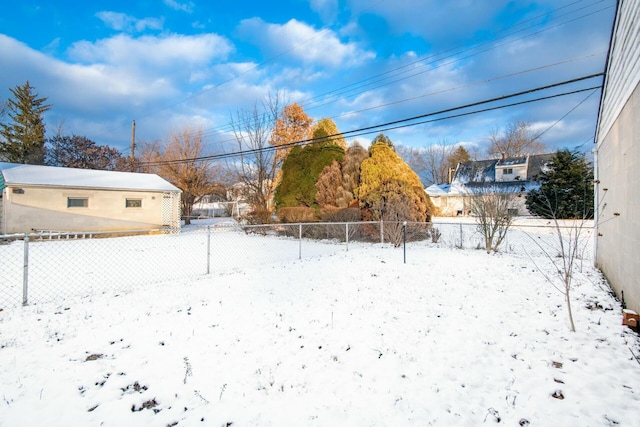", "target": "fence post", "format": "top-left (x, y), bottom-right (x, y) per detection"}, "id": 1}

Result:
top-left (298, 223), bottom-right (302, 260)
top-left (380, 220), bottom-right (384, 244)
top-left (403, 221), bottom-right (407, 264)
top-left (206, 226), bottom-right (211, 274)
top-left (23, 235), bottom-right (29, 306)
top-left (459, 223), bottom-right (463, 249)
top-left (345, 223), bottom-right (349, 252)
